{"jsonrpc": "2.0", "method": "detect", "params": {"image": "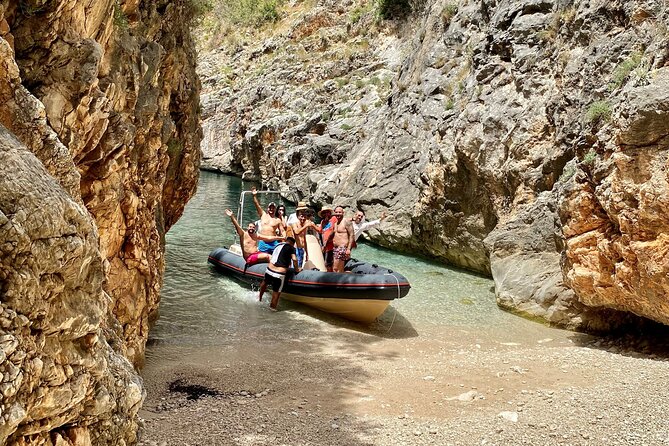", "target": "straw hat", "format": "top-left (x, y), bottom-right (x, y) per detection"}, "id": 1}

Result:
top-left (318, 205), bottom-right (333, 217)
top-left (295, 201), bottom-right (309, 211)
